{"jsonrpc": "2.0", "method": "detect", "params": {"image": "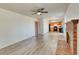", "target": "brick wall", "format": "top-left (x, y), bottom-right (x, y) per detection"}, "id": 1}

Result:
top-left (77, 23), bottom-right (79, 54)
top-left (66, 20), bottom-right (78, 55)
top-left (73, 20), bottom-right (78, 54)
top-left (66, 21), bottom-right (74, 54)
